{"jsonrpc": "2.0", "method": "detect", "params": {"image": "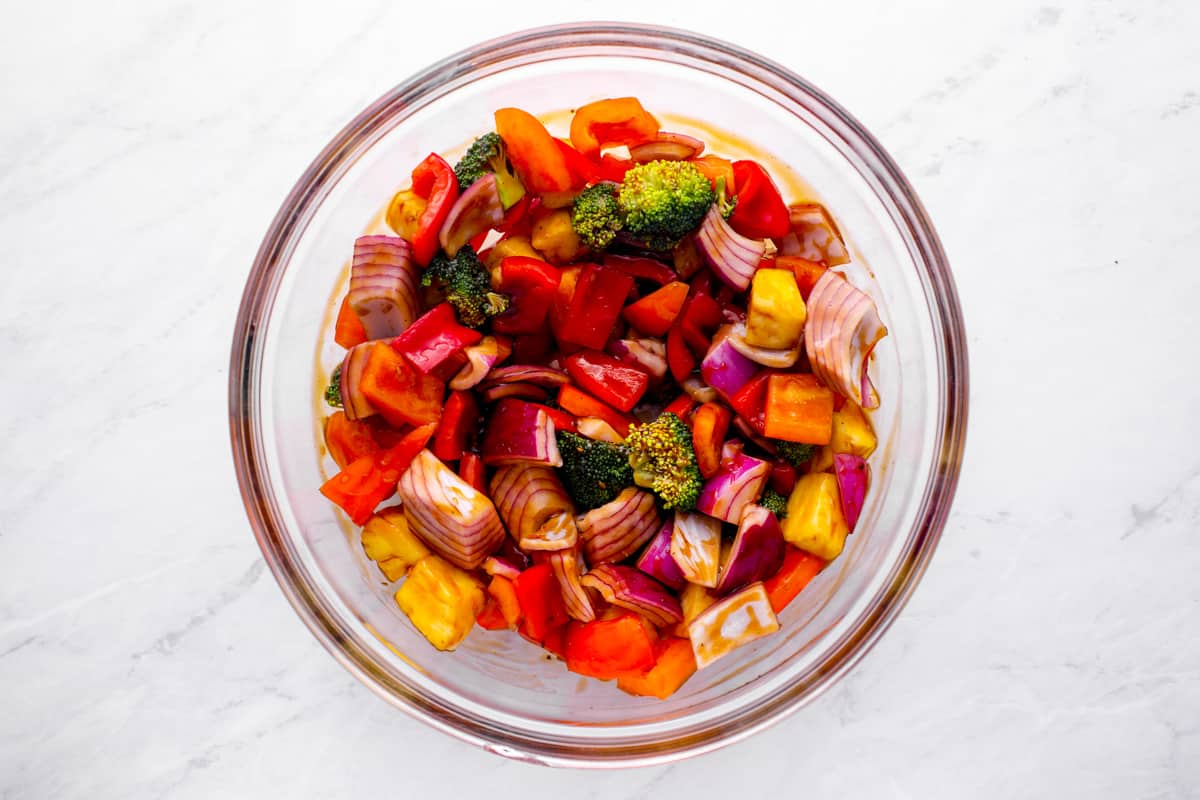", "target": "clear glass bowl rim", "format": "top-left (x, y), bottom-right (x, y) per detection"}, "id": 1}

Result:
top-left (228, 22), bottom-right (969, 768)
